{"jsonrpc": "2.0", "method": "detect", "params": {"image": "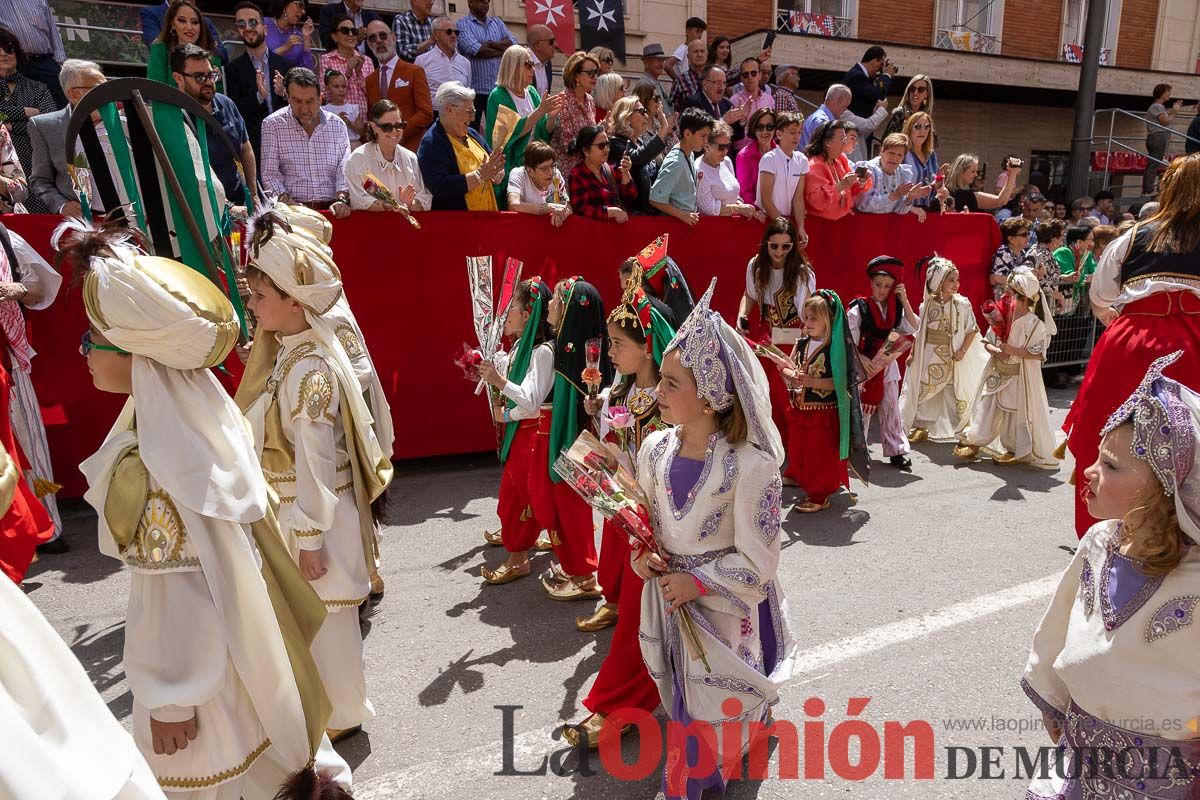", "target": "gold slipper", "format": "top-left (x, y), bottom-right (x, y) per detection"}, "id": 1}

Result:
top-left (540, 563), bottom-right (569, 591)
top-left (952, 444), bottom-right (980, 459)
top-left (326, 725), bottom-right (362, 743)
top-left (483, 529), bottom-right (503, 546)
top-left (562, 713), bottom-right (630, 748)
top-left (795, 500), bottom-right (830, 514)
top-left (992, 451), bottom-right (1018, 464)
top-left (547, 576), bottom-right (602, 601)
top-left (532, 534), bottom-right (553, 552)
top-left (575, 602), bottom-right (618, 632)
top-left (481, 562), bottom-right (531, 585)
top-left (908, 428), bottom-right (929, 444)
